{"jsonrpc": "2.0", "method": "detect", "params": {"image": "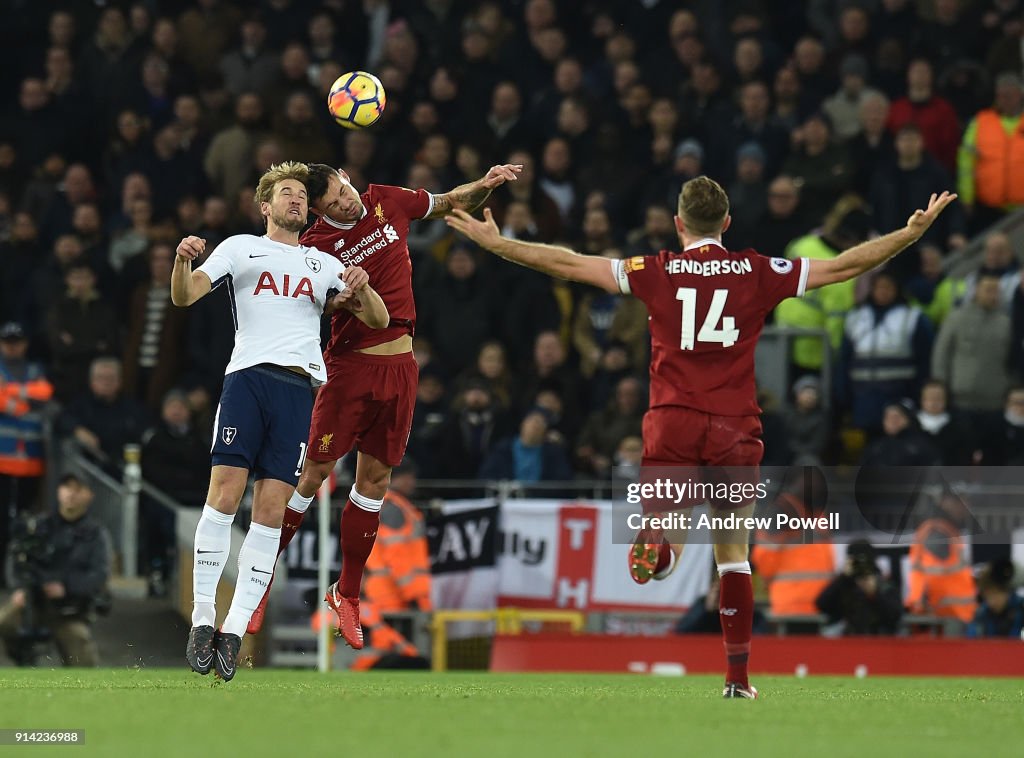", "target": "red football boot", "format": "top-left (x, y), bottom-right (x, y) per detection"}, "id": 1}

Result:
top-left (629, 530), bottom-right (673, 585)
top-left (324, 581), bottom-right (364, 649)
top-left (246, 580), bottom-right (273, 635)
